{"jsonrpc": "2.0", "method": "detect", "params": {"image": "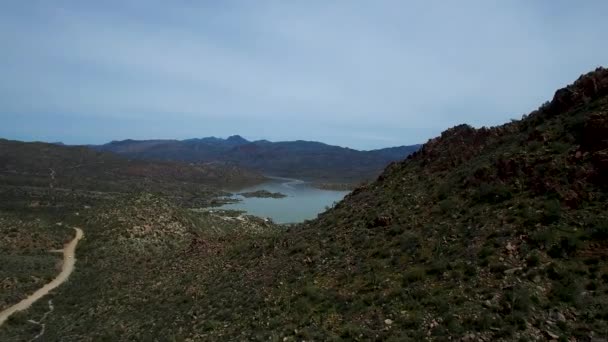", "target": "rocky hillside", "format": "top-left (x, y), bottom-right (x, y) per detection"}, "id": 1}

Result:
top-left (223, 67), bottom-right (606, 340)
top-left (180, 67), bottom-right (607, 340)
top-left (95, 136), bottom-right (421, 183)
